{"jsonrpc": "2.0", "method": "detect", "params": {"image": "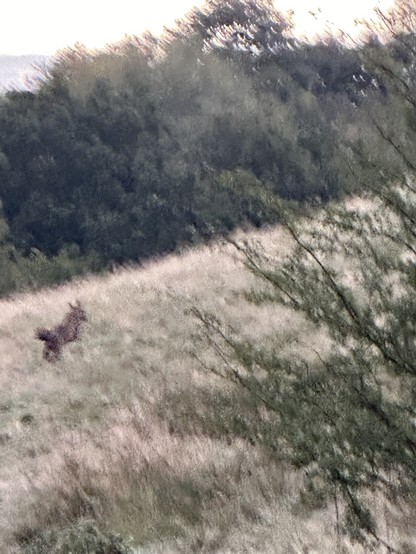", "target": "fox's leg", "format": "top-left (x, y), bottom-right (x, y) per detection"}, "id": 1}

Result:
top-left (43, 343), bottom-right (61, 362)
